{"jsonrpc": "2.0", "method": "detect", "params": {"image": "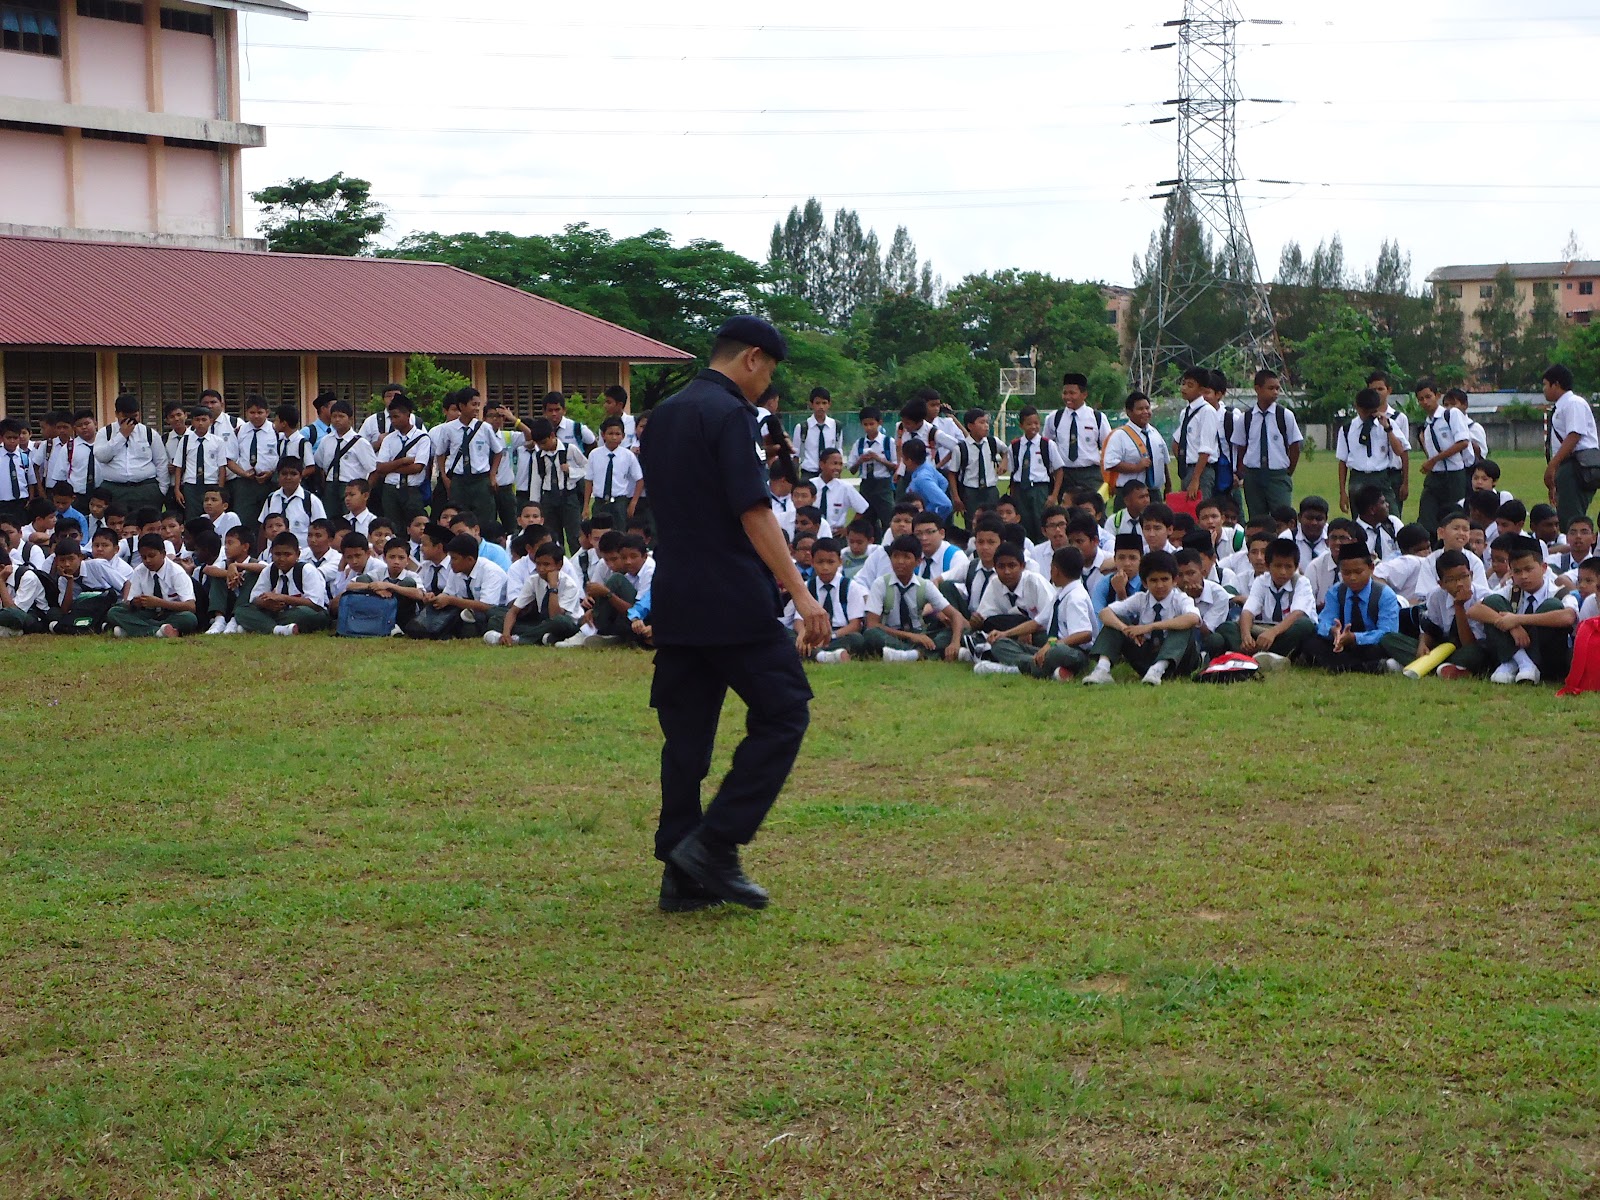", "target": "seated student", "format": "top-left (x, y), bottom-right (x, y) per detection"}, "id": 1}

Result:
top-left (80, 487), bottom-right (112, 543)
top-left (82, 527), bottom-right (135, 596)
top-left (1414, 508), bottom-right (1489, 594)
top-left (1195, 496), bottom-right (1235, 555)
top-left (569, 532), bottom-right (654, 646)
top-left (1486, 539), bottom-right (1512, 590)
top-left (324, 531), bottom-right (374, 617)
top-left (1137, 502), bottom-right (1174, 554)
top-left (503, 523), bottom-right (544, 596)
top-left (302, 518), bottom-right (343, 587)
top-left (199, 485), bottom-right (239, 545)
top-left (1292, 495), bottom-right (1330, 568)
top-left (1169, 510), bottom-right (1197, 546)
top-left (1379, 549), bottom-right (1493, 680)
top-left (1083, 549), bottom-right (1199, 686)
top-left (878, 501), bottom-right (918, 548)
top-left (1180, 529), bottom-right (1240, 596)
top-left (1468, 533), bottom-right (1580, 685)
top-left (487, 540), bottom-right (582, 646)
top-left (1577, 556), bottom-right (1600, 623)
top-left (1470, 458), bottom-right (1515, 508)
top-left (1305, 518), bottom-right (1359, 610)
top-left (201, 526), bottom-right (255, 633)
top-left (366, 516), bottom-right (395, 560)
top-left (235, 532), bottom-right (330, 636)
top-left (900, 438), bottom-right (953, 522)
top-left (342, 480), bottom-right (378, 536)
top-left (1090, 533), bottom-right (1145, 612)
top-left (1175, 547), bottom-right (1234, 657)
top-left (913, 510), bottom-right (969, 585)
top-left (1104, 480), bottom-right (1151, 536)
top-left (1467, 525), bottom-right (1490, 570)
top-left (436, 533), bottom-right (508, 638)
top-left (351, 539), bottom-right (425, 631)
top-left (449, 510), bottom-right (512, 571)
top-left (1028, 505), bottom-right (1072, 577)
top-left (0, 541), bottom-right (84, 634)
top-left (787, 537), bottom-right (869, 664)
top-left (943, 515), bottom-right (1006, 617)
top-left (1221, 527), bottom-right (1275, 598)
top-left (13, 499), bottom-right (56, 571)
top-left (625, 585), bottom-right (655, 647)
top-left (792, 502), bottom-right (832, 543)
top-left (1302, 542), bottom-right (1402, 674)
top-left (1550, 515), bottom-right (1596, 586)
top-left (258, 457), bottom-right (326, 544)
top-left (1065, 513), bottom-right (1112, 580)
top-left (1351, 484), bottom-right (1403, 561)
top-left (812, 447), bottom-right (868, 535)
top-left (1465, 489), bottom-right (1502, 540)
top-left (47, 482), bottom-right (91, 540)
top-left (977, 545), bottom-right (1096, 680)
top-left (841, 518), bottom-right (889, 590)
top-left (860, 534), bottom-right (967, 662)
top-left (1219, 537), bottom-right (1317, 665)
top-left (1494, 498), bottom-right (1527, 543)
top-left (1072, 488), bottom-right (1116, 552)
top-left (1529, 502), bottom-right (1563, 558)
top-left (183, 527), bottom-right (222, 627)
top-left (107, 532), bottom-right (199, 639)
top-left (1373, 523), bottom-right (1434, 605)
top-left (967, 542), bottom-right (1054, 663)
